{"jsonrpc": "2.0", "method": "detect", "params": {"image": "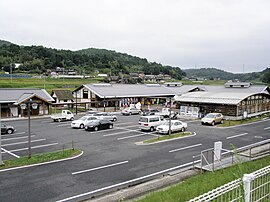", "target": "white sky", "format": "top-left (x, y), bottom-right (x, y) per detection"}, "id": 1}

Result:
top-left (1, 0), bottom-right (270, 73)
